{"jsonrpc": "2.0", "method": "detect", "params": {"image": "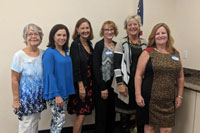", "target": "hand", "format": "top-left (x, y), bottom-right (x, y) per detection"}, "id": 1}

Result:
top-left (136, 95), bottom-right (145, 107)
top-left (118, 84), bottom-right (127, 96)
top-left (55, 96), bottom-right (64, 108)
top-left (79, 87), bottom-right (86, 100)
top-left (175, 97), bottom-right (182, 109)
top-left (101, 89), bottom-right (108, 99)
top-left (12, 101), bottom-right (20, 111)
